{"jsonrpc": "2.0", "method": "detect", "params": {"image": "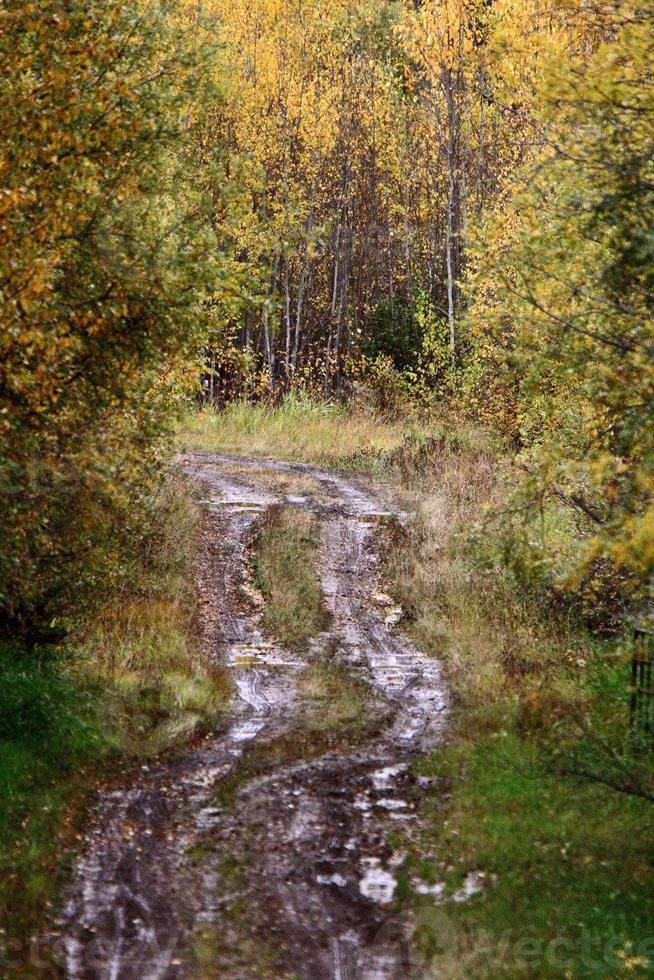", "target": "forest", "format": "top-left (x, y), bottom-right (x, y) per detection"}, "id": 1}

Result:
top-left (1, 0), bottom-right (653, 976)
